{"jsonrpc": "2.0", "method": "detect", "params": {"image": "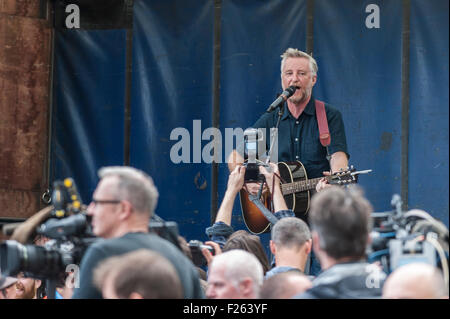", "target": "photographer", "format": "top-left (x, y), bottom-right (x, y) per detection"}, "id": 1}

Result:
top-left (71, 166), bottom-right (203, 299)
top-left (0, 272), bottom-right (41, 299)
top-left (203, 163), bottom-right (293, 275)
top-left (205, 163), bottom-right (294, 248)
top-left (0, 275), bottom-right (17, 299)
